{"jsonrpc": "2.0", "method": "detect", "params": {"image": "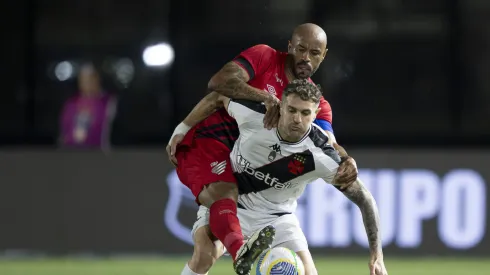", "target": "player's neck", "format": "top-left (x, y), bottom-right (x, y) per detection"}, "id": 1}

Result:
top-left (277, 127), bottom-right (307, 143)
top-left (284, 55), bottom-right (296, 82)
